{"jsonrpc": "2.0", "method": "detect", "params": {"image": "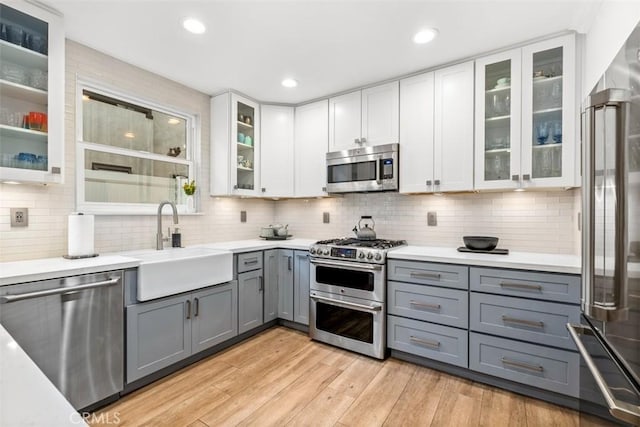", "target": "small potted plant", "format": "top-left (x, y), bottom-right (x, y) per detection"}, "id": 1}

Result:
top-left (183, 180), bottom-right (196, 212)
